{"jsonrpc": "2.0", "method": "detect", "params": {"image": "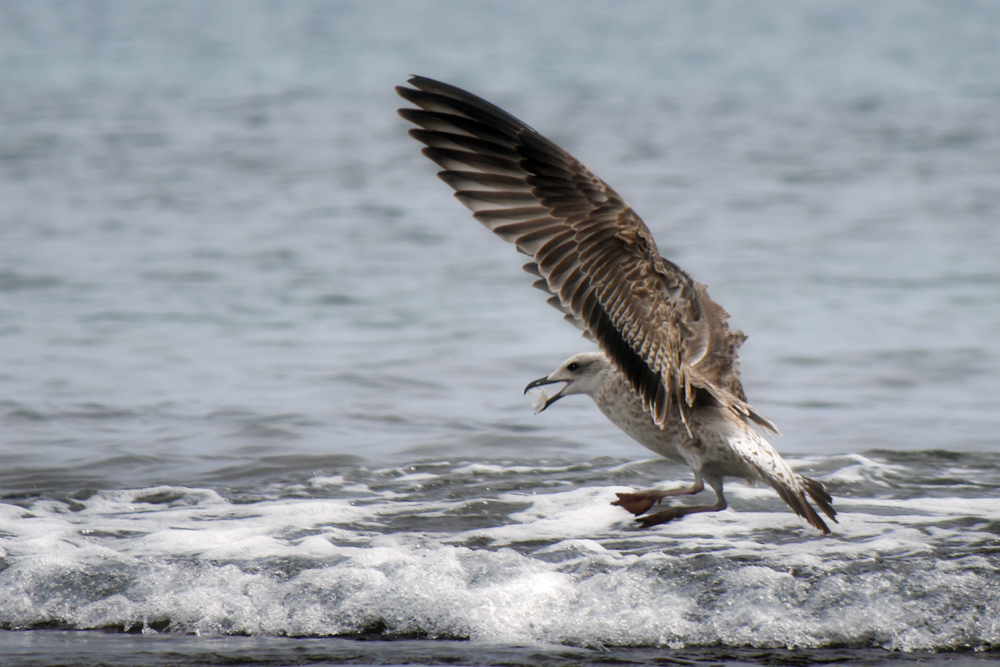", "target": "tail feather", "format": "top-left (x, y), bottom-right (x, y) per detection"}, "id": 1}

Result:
top-left (801, 475), bottom-right (838, 522)
top-left (770, 480), bottom-right (833, 535)
top-left (725, 423), bottom-right (838, 534)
